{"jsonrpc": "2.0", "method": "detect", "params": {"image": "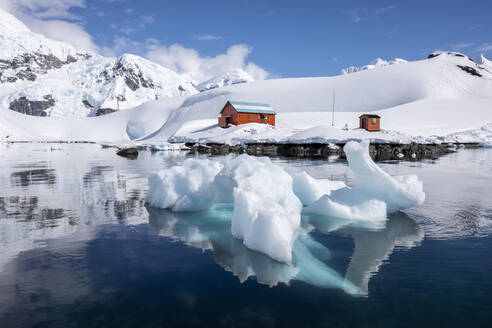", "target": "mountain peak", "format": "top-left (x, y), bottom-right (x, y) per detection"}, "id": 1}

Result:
top-left (474, 54), bottom-right (491, 65)
top-left (196, 68), bottom-right (254, 92)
